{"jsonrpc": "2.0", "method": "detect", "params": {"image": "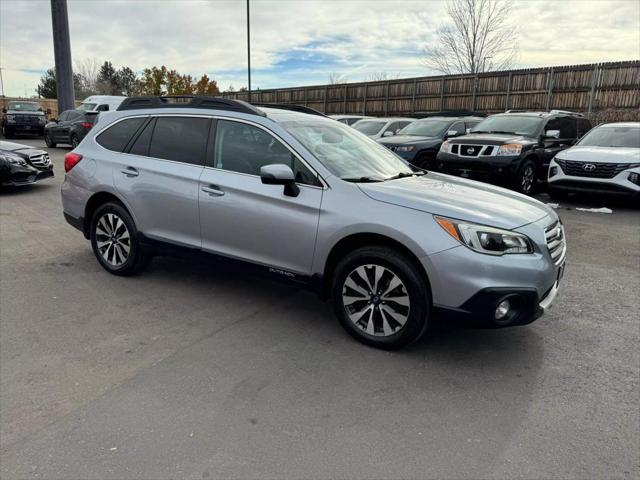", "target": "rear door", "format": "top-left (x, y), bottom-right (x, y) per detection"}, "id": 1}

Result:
top-left (198, 118), bottom-right (323, 274)
top-left (110, 115), bottom-right (210, 247)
